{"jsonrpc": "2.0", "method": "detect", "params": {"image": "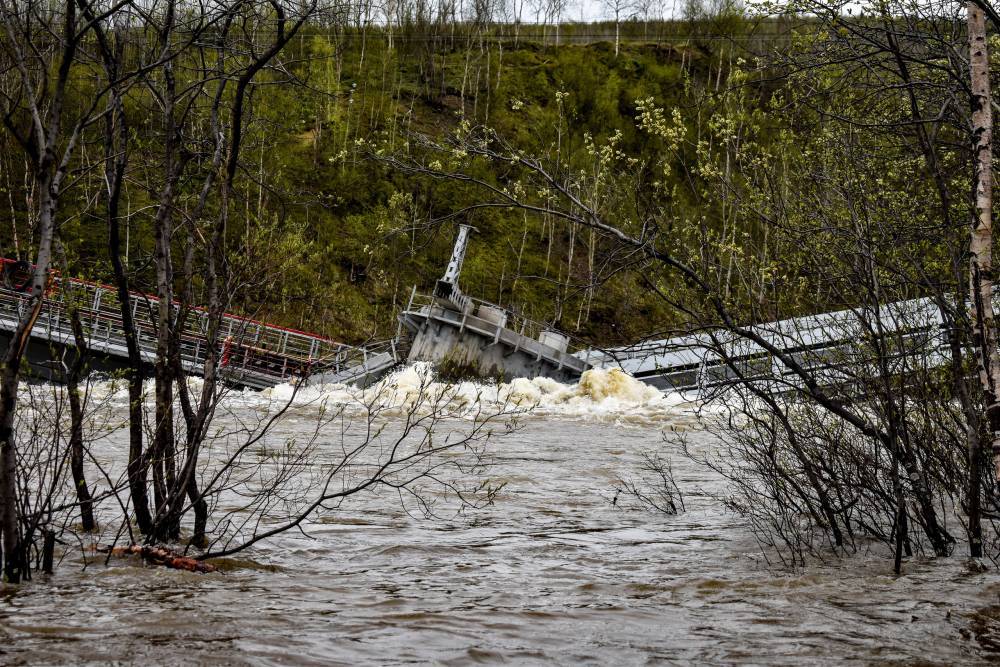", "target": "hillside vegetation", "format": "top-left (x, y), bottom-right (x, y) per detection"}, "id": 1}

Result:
top-left (0, 20), bottom-right (764, 346)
